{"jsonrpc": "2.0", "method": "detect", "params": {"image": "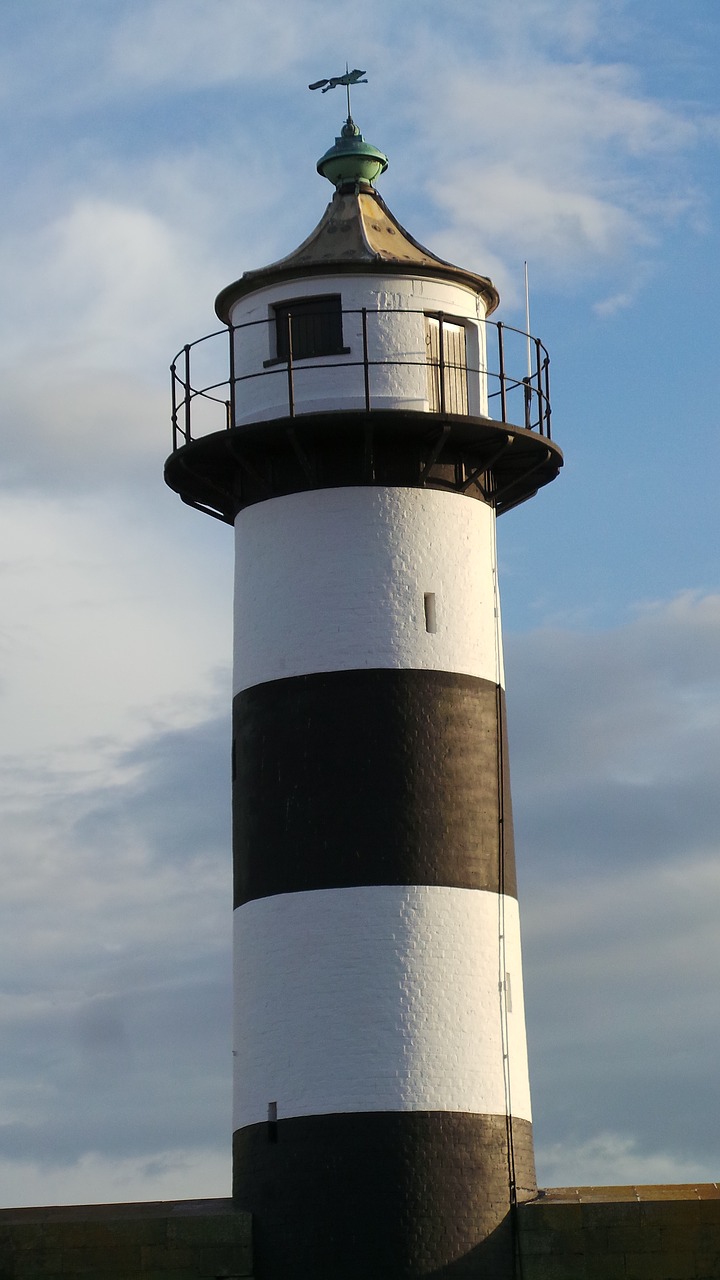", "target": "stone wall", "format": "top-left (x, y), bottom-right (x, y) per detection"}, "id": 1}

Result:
top-left (0, 1198), bottom-right (252, 1280)
top-left (2, 1185), bottom-right (720, 1278)
top-left (518, 1184), bottom-right (720, 1280)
